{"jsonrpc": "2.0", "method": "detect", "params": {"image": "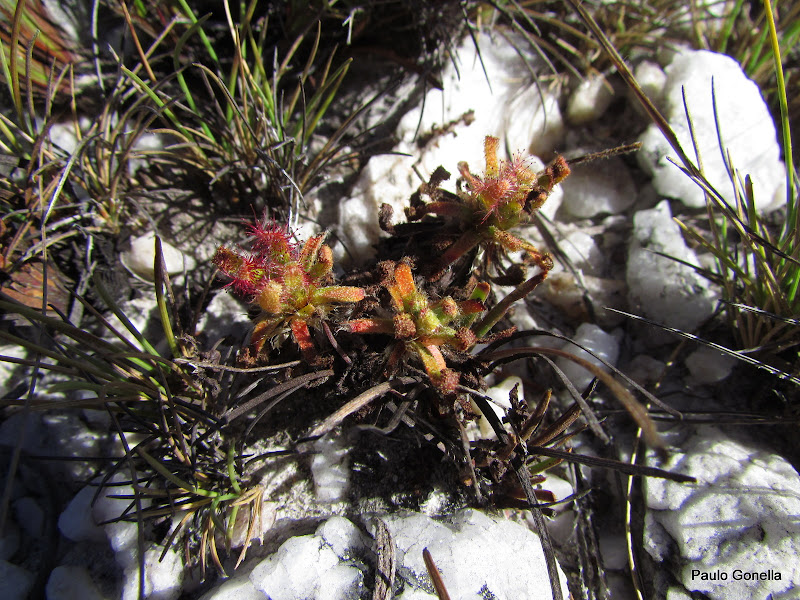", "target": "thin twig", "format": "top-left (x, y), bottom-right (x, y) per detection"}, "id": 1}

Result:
top-left (222, 369), bottom-right (334, 424)
top-left (310, 377), bottom-right (419, 438)
top-left (422, 548), bottom-right (452, 600)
